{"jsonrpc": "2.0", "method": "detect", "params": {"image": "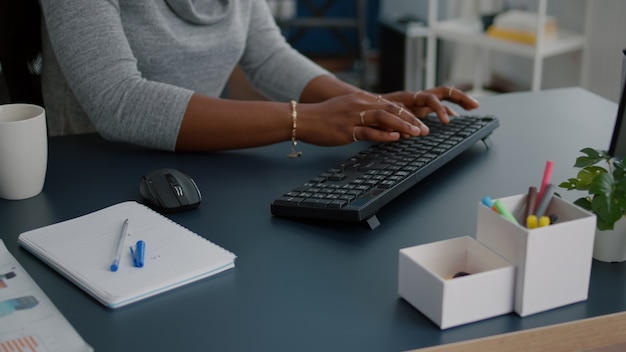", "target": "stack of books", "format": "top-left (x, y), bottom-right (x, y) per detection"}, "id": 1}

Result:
top-left (486, 10), bottom-right (558, 45)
